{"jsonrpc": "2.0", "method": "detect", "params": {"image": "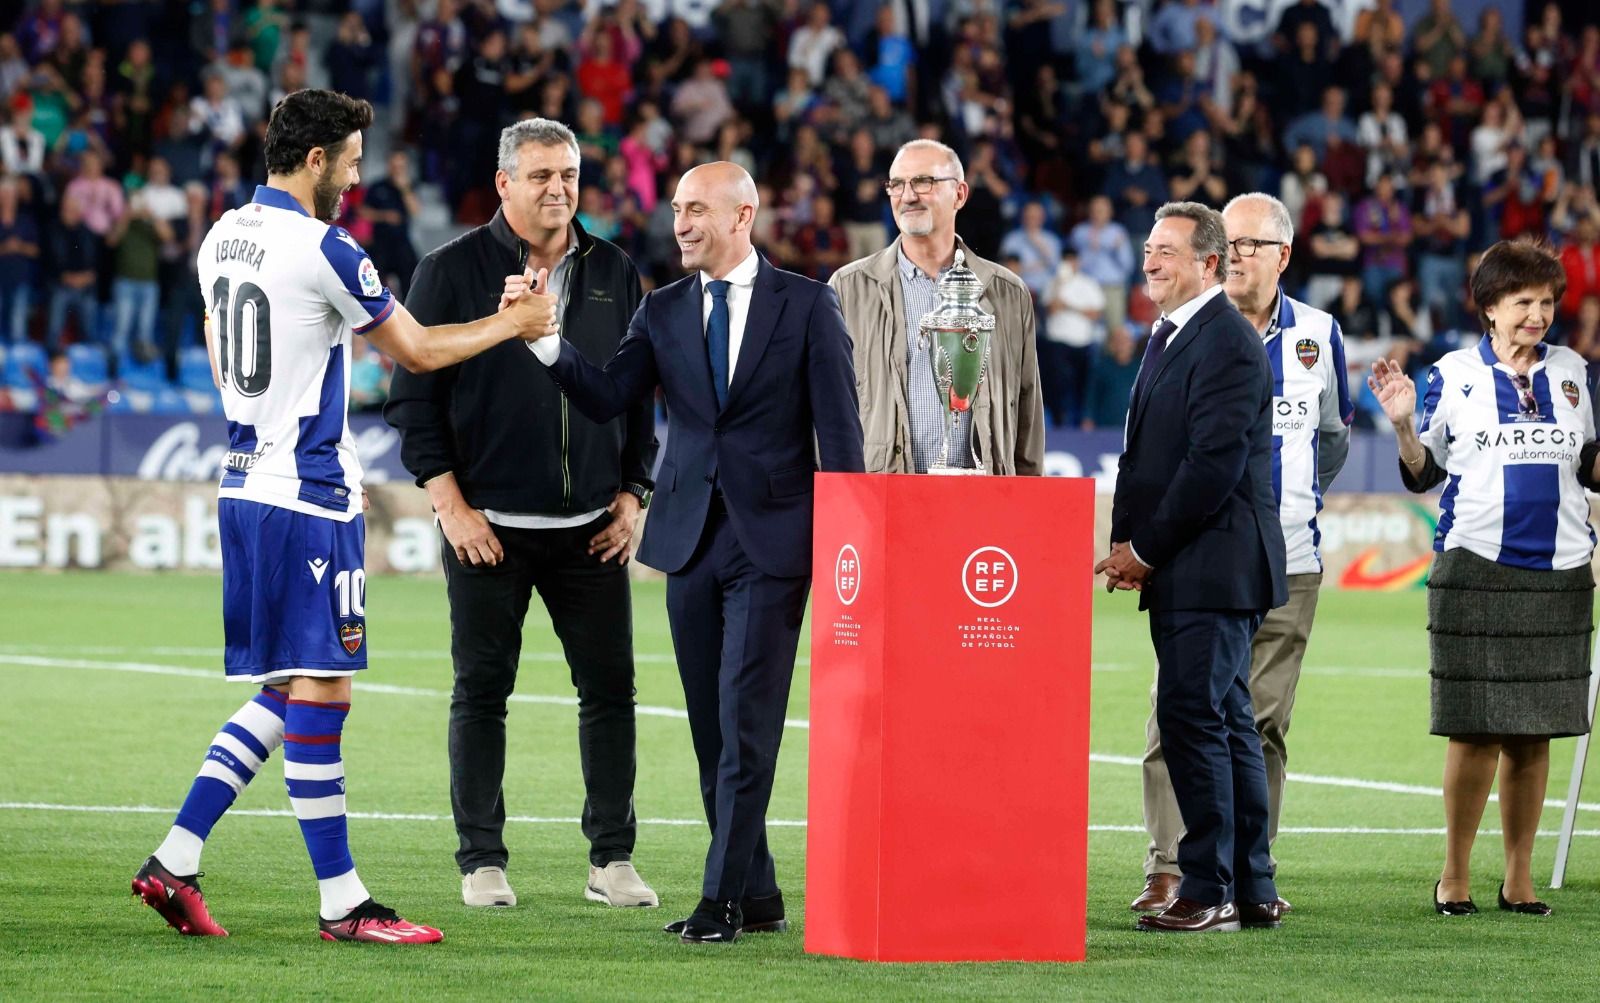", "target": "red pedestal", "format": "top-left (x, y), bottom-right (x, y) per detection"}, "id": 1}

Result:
top-left (805, 473), bottom-right (1095, 963)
